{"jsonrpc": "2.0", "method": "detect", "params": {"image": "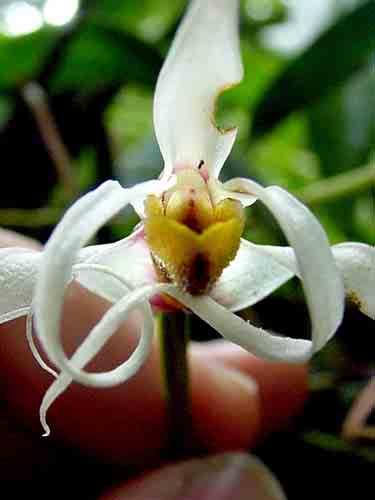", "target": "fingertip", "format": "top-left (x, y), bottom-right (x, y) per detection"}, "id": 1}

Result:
top-left (190, 355), bottom-right (261, 451)
top-left (0, 228), bottom-right (41, 250)
top-left (192, 340), bottom-right (309, 435)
